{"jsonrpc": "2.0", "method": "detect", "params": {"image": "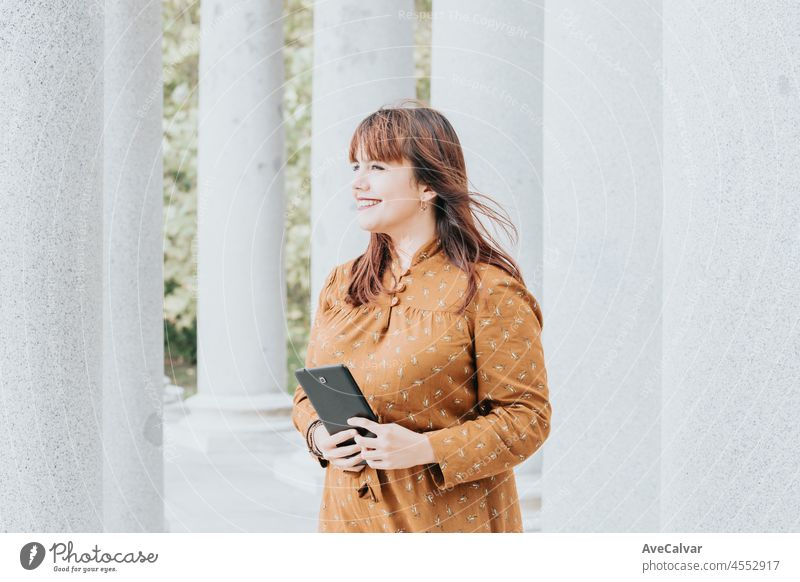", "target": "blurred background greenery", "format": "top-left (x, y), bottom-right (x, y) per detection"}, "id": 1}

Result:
top-left (161, 0), bottom-right (431, 397)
